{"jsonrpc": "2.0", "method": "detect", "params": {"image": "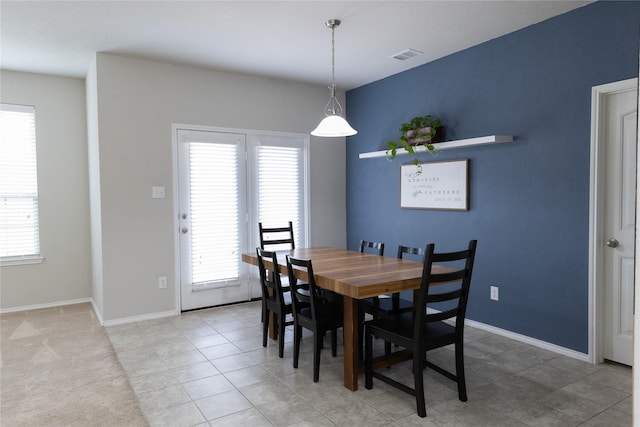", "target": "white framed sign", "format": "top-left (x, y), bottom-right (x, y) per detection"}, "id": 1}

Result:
top-left (400, 159), bottom-right (469, 210)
